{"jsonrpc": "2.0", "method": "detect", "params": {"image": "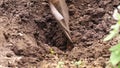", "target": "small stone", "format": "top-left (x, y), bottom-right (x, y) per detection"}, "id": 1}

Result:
top-left (6, 53), bottom-right (13, 57)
